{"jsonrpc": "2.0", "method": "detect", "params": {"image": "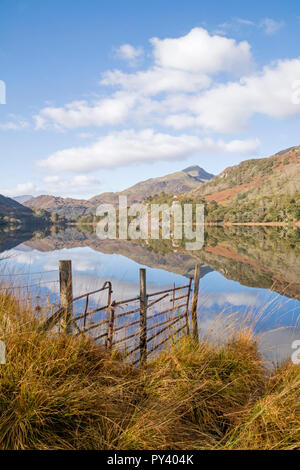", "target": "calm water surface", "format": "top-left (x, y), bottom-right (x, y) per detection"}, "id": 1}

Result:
top-left (0, 226), bottom-right (299, 362)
